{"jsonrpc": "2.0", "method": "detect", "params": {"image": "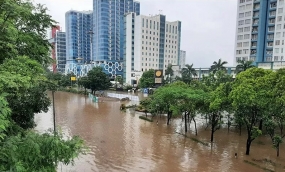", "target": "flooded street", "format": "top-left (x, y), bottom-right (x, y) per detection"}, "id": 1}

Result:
top-left (35, 91), bottom-right (285, 172)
